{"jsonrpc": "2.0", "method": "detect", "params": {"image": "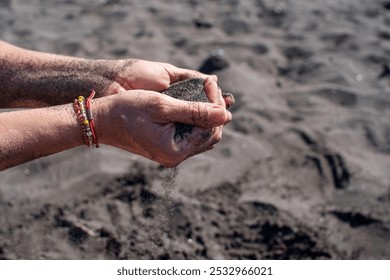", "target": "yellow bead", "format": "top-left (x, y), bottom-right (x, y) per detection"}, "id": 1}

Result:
top-left (78, 96), bottom-right (85, 102)
top-left (83, 119), bottom-right (89, 125)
